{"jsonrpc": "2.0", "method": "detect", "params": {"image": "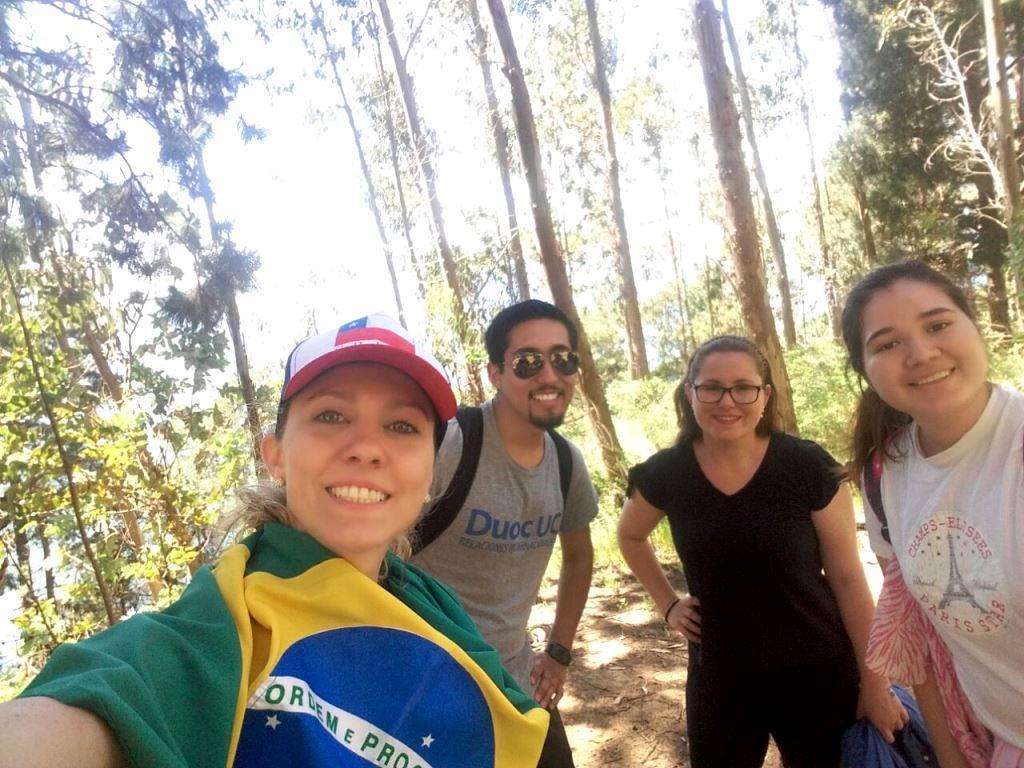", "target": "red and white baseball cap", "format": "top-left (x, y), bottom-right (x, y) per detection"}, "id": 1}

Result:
top-left (280, 315), bottom-right (457, 422)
